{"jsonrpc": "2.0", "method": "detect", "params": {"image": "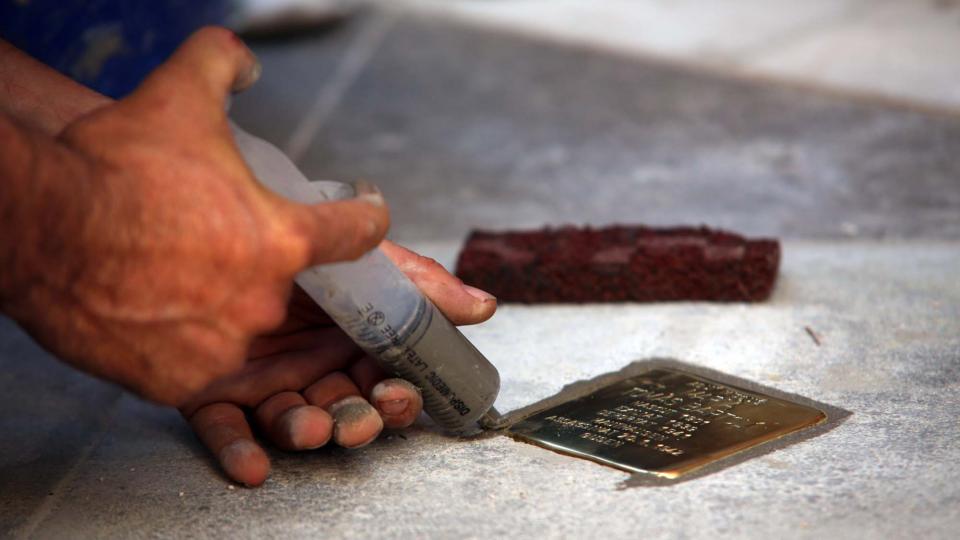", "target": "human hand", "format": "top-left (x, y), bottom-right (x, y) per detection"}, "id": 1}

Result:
top-left (180, 241), bottom-right (497, 486)
top-left (0, 27), bottom-right (389, 406)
